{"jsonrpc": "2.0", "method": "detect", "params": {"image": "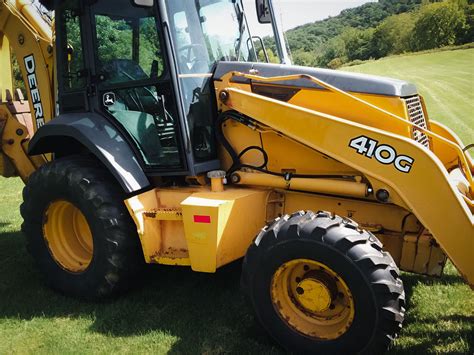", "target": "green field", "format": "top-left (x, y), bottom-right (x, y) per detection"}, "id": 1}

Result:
top-left (0, 49), bottom-right (473, 354)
